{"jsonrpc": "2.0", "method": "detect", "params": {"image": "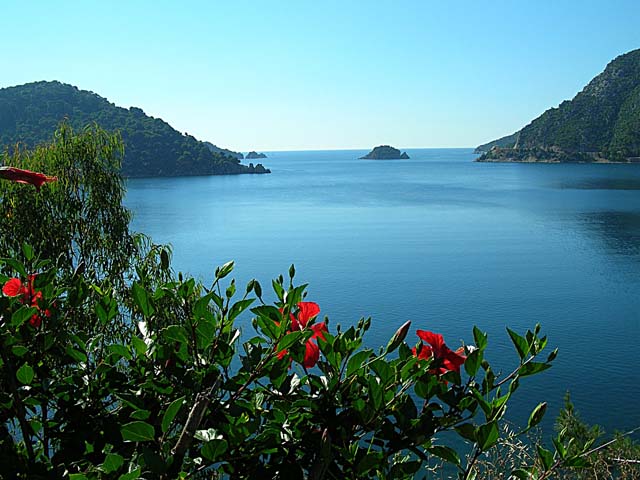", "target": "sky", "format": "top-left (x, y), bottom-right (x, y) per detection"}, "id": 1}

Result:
top-left (2, 0), bottom-right (640, 151)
